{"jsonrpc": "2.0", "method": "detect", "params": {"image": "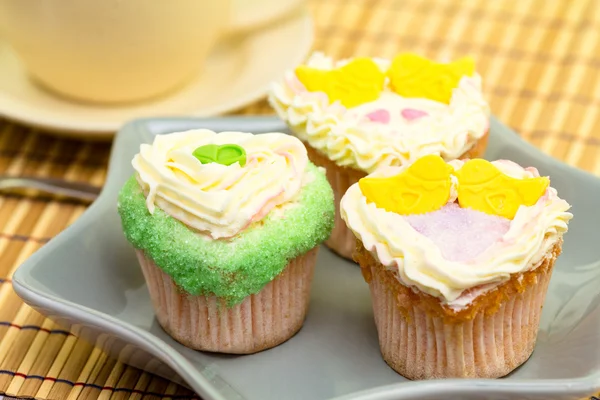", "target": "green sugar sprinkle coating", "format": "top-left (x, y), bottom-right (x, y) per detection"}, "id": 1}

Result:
top-left (118, 163), bottom-right (334, 306)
